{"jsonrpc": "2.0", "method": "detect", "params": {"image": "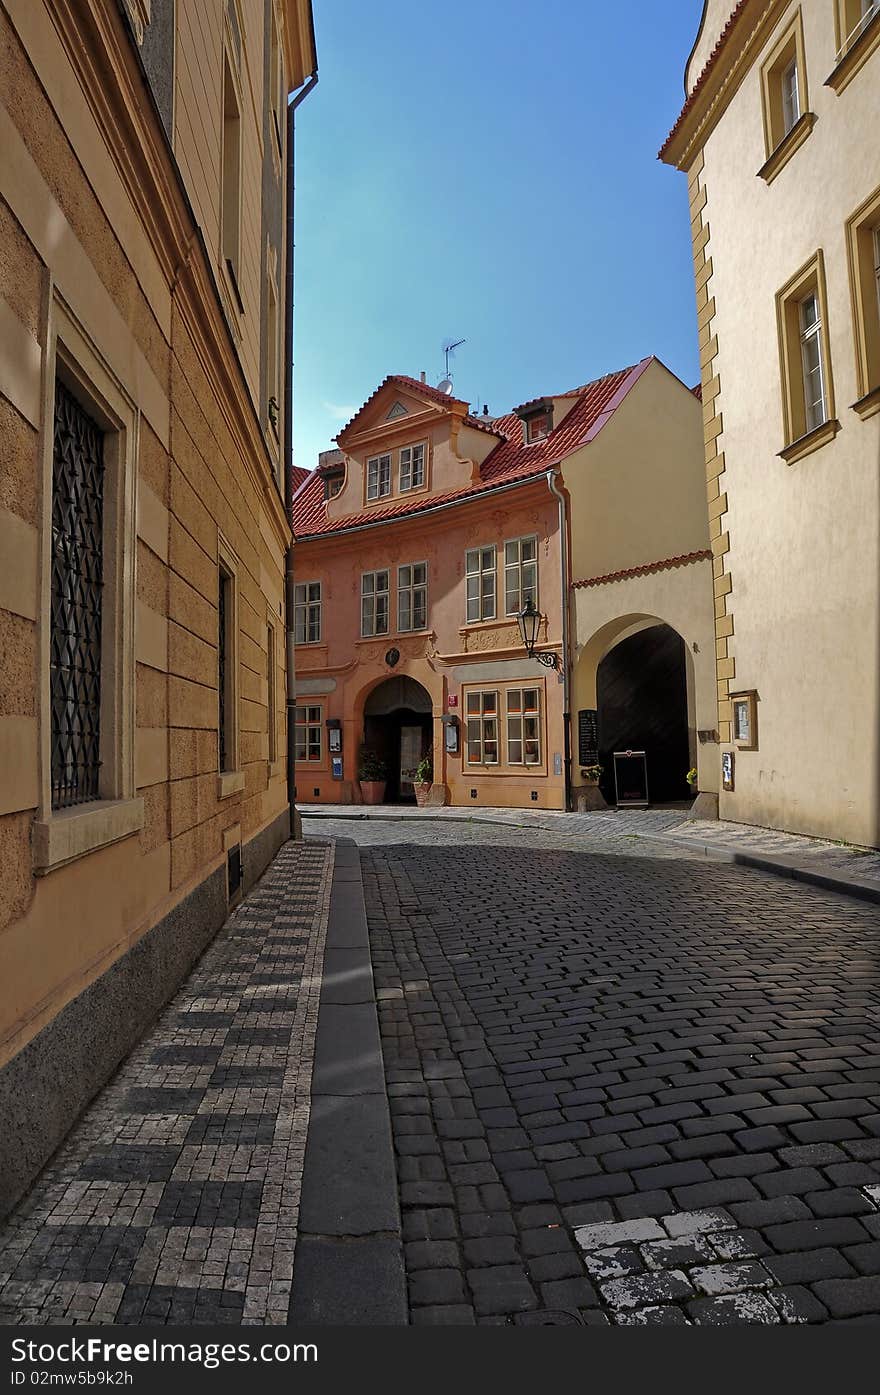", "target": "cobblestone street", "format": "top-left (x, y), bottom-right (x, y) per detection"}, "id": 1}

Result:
top-left (330, 816), bottom-right (880, 1326)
